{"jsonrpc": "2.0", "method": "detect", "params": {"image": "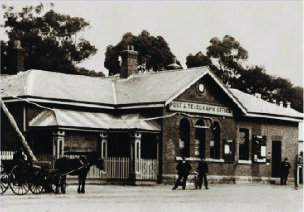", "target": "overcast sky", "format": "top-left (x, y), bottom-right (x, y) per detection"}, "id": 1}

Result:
top-left (1, 1), bottom-right (303, 87)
